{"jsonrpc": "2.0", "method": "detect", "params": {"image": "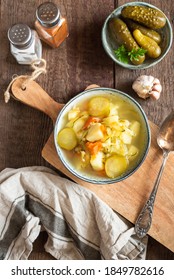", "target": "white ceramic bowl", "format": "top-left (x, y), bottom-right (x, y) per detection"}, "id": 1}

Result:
top-left (102, 2), bottom-right (173, 69)
top-left (54, 87), bottom-right (151, 184)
